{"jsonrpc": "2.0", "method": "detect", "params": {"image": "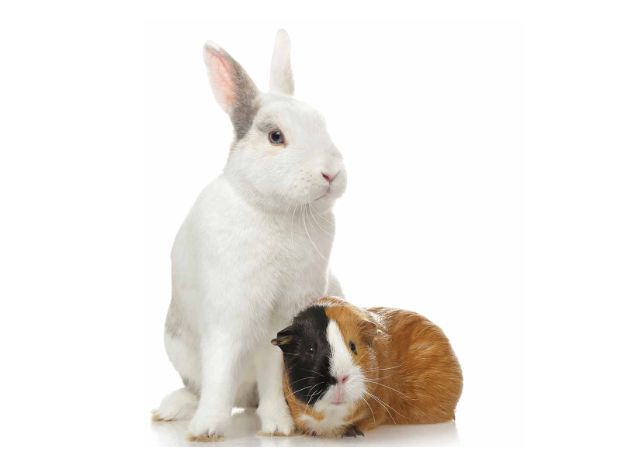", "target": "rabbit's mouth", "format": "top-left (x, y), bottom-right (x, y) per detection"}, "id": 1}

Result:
top-left (313, 186), bottom-right (333, 202)
top-left (313, 192), bottom-right (330, 202)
